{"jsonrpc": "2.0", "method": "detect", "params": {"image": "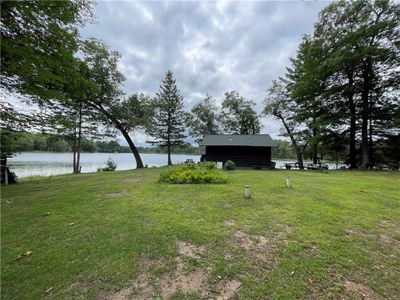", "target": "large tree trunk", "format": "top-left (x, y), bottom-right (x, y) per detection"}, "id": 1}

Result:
top-left (312, 125), bottom-right (318, 164)
top-left (278, 114), bottom-right (304, 169)
top-left (369, 102), bottom-right (374, 167)
top-left (76, 102), bottom-right (83, 173)
top-left (347, 69), bottom-right (357, 169)
top-left (167, 138), bottom-right (172, 166)
top-left (92, 103), bottom-right (145, 169)
top-left (360, 61), bottom-right (371, 169)
top-left (119, 127), bottom-right (144, 169)
top-left (72, 122), bottom-right (77, 173)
